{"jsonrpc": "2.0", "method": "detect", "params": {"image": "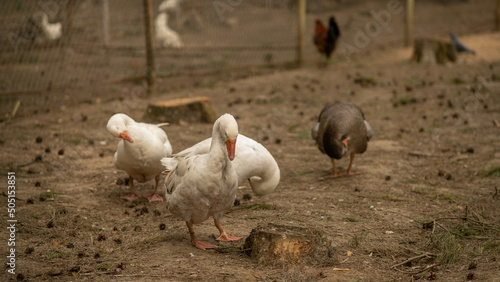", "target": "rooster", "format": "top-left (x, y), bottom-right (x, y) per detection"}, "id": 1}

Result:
top-left (314, 16), bottom-right (340, 64)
